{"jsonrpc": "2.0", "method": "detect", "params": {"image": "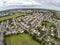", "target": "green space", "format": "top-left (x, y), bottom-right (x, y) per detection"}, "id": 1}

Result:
top-left (53, 13), bottom-right (60, 20)
top-left (57, 20), bottom-right (60, 23)
top-left (54, 37), bottom-right (60, 42)
top-left (4, 33), bottom-right (42, 45)
top-left (0, 13), bottom-right (28, 21)
top-left (42, 21), bottom-right (55, 27)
